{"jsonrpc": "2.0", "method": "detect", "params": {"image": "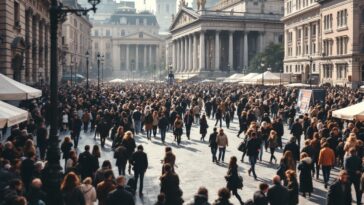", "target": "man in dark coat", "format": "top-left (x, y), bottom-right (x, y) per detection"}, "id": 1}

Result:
top-left (184, 110), bottom-right (194, 140)
top-left (267, 175), bottom-right (289, 205)
top-left (290, 118), bottom-right (303, 148)
top-left (114, 145), bottom-right (128, 176)
top-left (327, 170), bottom-right (352, 205)
top-left (131, 145), bottom-right (148, 195)
top-left (71, 114), bottom-right (82, 148)
top-left (158, 114), bottom-right (169, 143)
top-left (36, 122), bottom-right (48, 160)
top-left (344, 148), bottom-right (362, 205)
top-left (284, 137), bottom-right (300, 161)
top-left (208, 128), bottom-right (218, 162)
top-left (246, 132), bottom-right (261, 179)
top-left (253, 183), bottom-right (269, 205)
top-left (106, 176), bottom-right (134, 205)
top-left (78, 145), bottom-right (95, 180)
top-left (21, 152), bottom-right (36, 190)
